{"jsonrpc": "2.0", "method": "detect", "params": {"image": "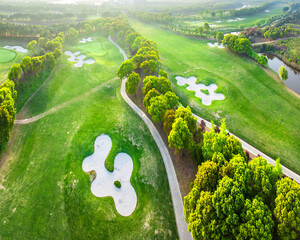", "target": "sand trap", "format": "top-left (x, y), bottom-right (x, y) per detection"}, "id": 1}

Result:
top-left (64, 51), bottom-right (95, 68)
top-left (175, 76), bottom-right (225, 106)
top-left (215, 20), bottom-right (222, 23)
top-left (80, 37), bottom-right (93, 43)
top-left (4, 45), bottom-right (28, 53)
top-left (82, 134), bottom-right (137, 217)
top-left (227, 17), bottom-right (245, 22)
top-left (207, 42), bottom-right (224, 48)
top-left (265, 9), bottom-right (270, 12)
